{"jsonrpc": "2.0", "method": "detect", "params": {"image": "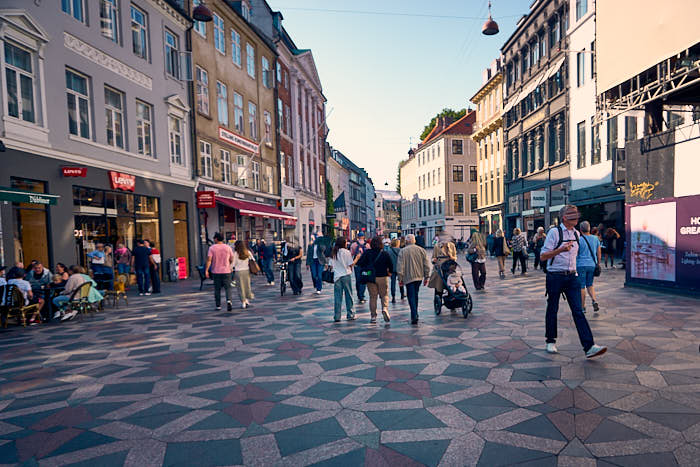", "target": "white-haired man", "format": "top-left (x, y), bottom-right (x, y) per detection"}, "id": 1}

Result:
top-left (540, 205), bottom-right (607, 359)
top-left (396, 234), bottom-right (431, 325)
